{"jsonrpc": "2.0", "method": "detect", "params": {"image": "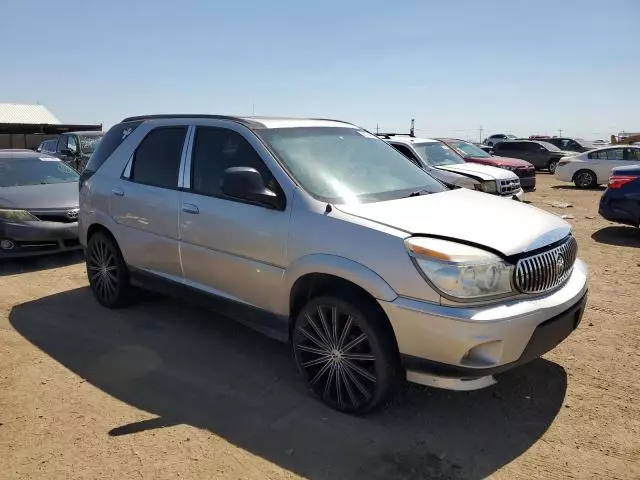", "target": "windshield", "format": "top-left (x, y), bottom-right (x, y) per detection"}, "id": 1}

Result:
top-left (447, 140), bottom-right (491, 158)
top-left (412, 142), bottom-right (464, 166)
top-left (506, 134), bottom-right (517, 139)
top-left (538, 141), bottom-right (562, 152)
top-left (0, 158), bottom-right (79, 187)
top-left (257, 127), bottom-right (446, 203)
top-left (575, 138), bottom-right (595, 149)
top-left (79, 135), bottom-right (103, 154)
